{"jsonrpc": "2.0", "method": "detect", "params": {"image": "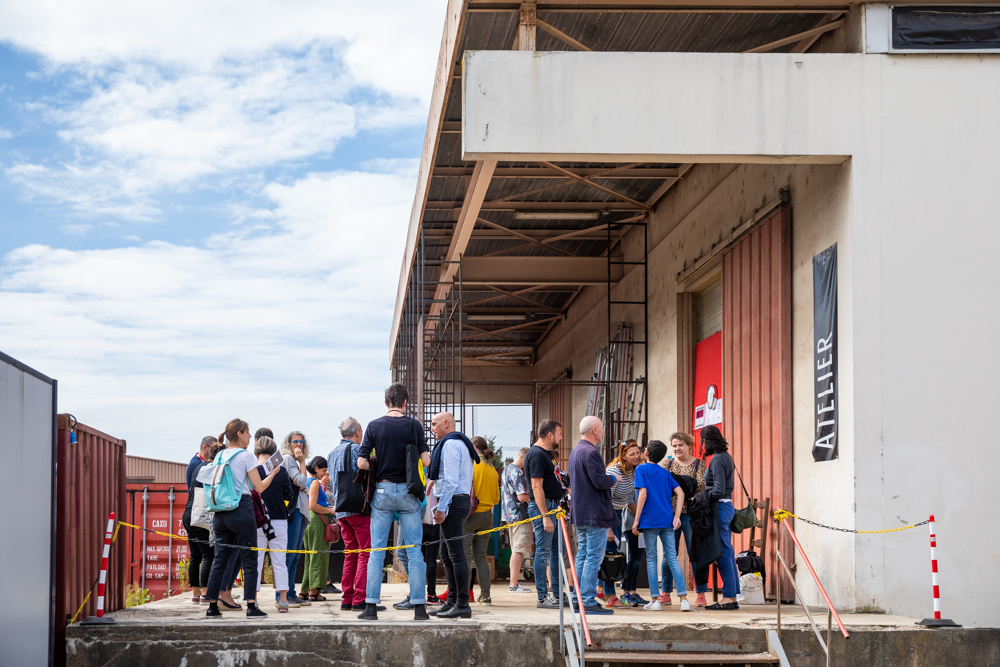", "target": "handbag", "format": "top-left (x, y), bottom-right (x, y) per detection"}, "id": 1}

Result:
top-left (405, 418), bottom-right (426, 503)
top-left (730, 466), bottom-right (759, 534)
top-left (599, 551), bottom-right (626, 583)
top-left (190, 487), bottom-right (212, 529)
top-left (335, 444), bottom-right (366, 515)
top-left (323, 515), bottom-right (341, 543)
